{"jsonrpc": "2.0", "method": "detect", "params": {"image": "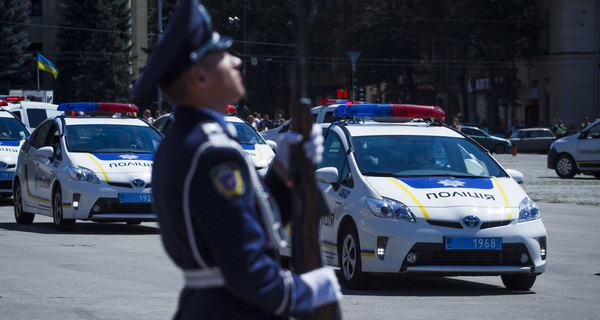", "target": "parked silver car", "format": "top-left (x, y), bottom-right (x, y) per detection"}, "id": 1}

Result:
top-left (508, 128), bottom-right (556, 153)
